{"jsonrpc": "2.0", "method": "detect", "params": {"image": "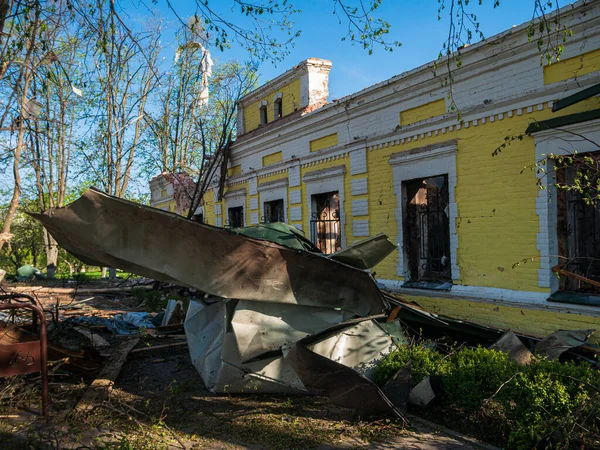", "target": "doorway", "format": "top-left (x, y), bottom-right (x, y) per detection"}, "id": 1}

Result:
top-left (403, 175), bottom-right (451, 283)
top-left (310, 191), bottom-right (341, 254)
